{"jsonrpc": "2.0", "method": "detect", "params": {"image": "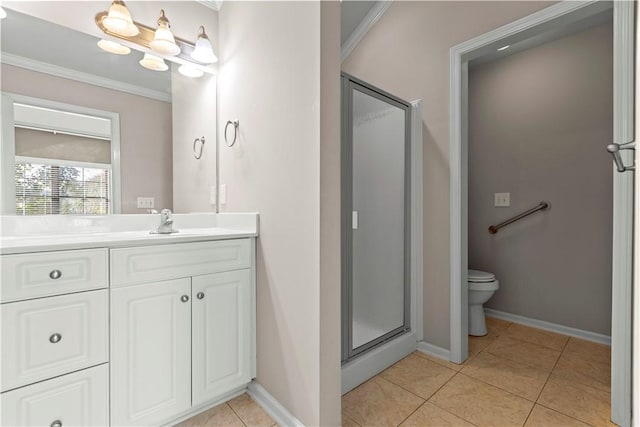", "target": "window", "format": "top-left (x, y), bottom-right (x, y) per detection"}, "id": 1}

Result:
top-left (15, 158), bottom-right (110, 215)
